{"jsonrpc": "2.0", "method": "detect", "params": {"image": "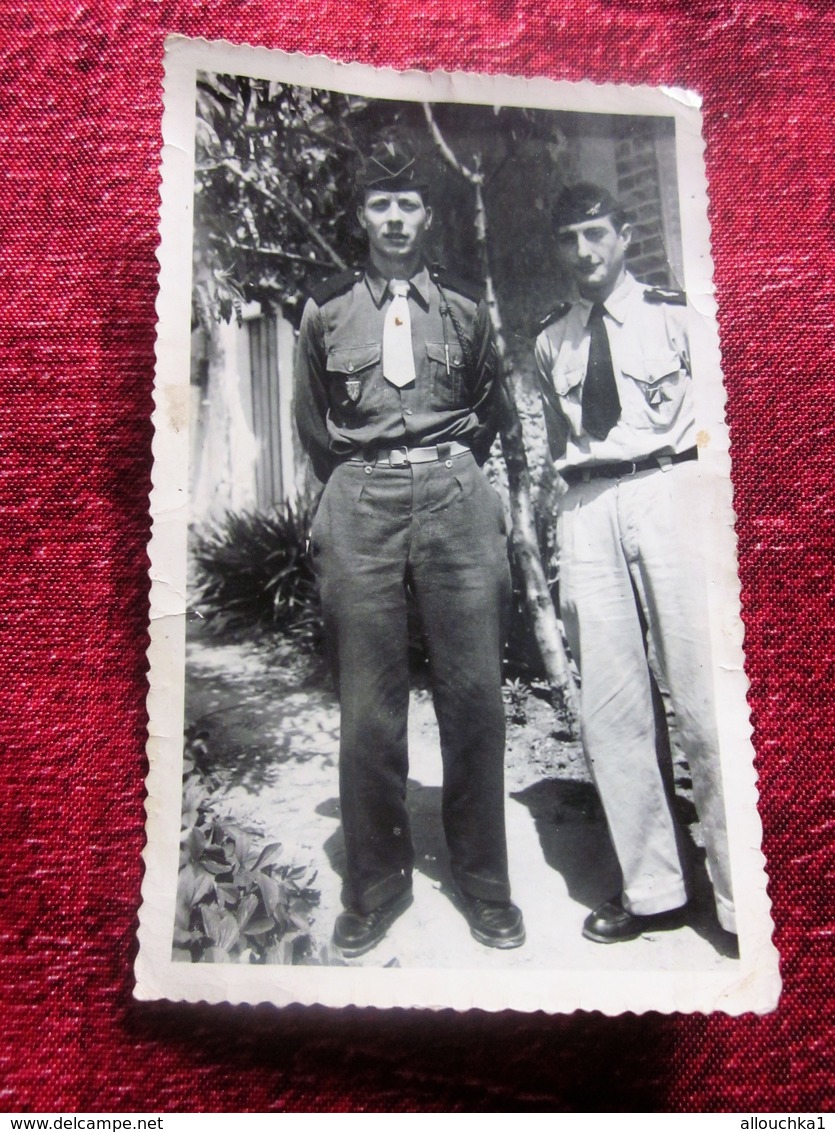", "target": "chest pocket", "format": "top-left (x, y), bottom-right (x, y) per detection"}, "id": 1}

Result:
top-left (553, 364), bottom-right (585, 399)
top-left (549, 362), bottom-right (585, 437)
top-left (426, 341), bottom-right (467, 410)
top-left (327, 344), bottom-right (384, 421)
top-left (621, 351), bottom-right (686, 430)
